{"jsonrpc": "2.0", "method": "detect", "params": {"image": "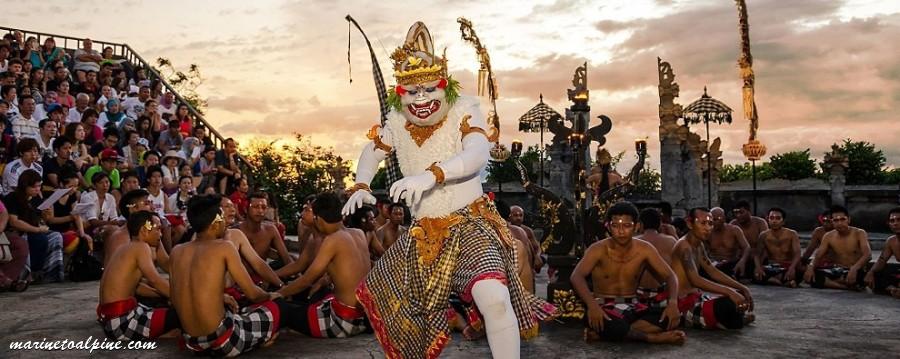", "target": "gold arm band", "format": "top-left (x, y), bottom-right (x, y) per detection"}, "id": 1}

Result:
top-left (426, 162), bottom-right (445, 185)
top-left (367, 124), bottom-right (393, 153)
